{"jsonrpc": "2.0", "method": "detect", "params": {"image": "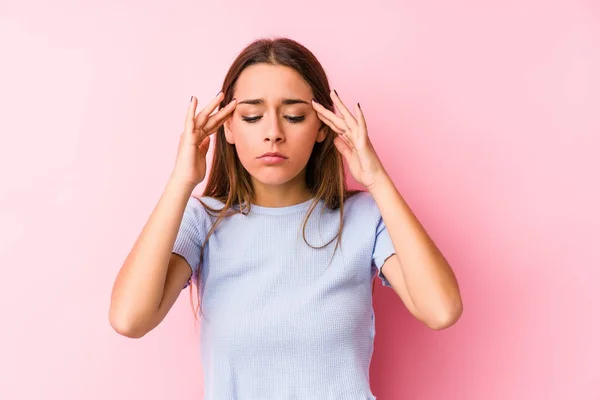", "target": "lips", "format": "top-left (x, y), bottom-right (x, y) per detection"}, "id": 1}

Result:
top-left (258, 152), bottom-right (287, 159)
